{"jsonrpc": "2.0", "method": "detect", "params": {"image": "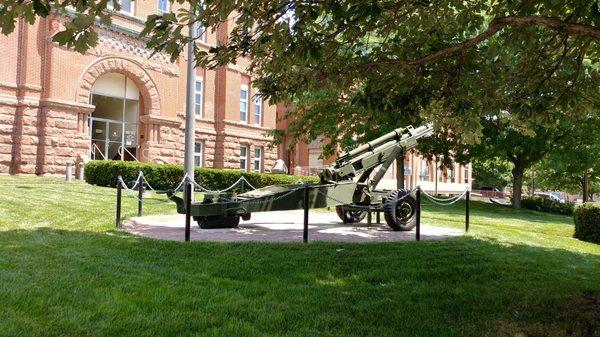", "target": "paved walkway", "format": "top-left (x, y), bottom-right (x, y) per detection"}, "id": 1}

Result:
top-left (122, 210), bottom-right (462, 243)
